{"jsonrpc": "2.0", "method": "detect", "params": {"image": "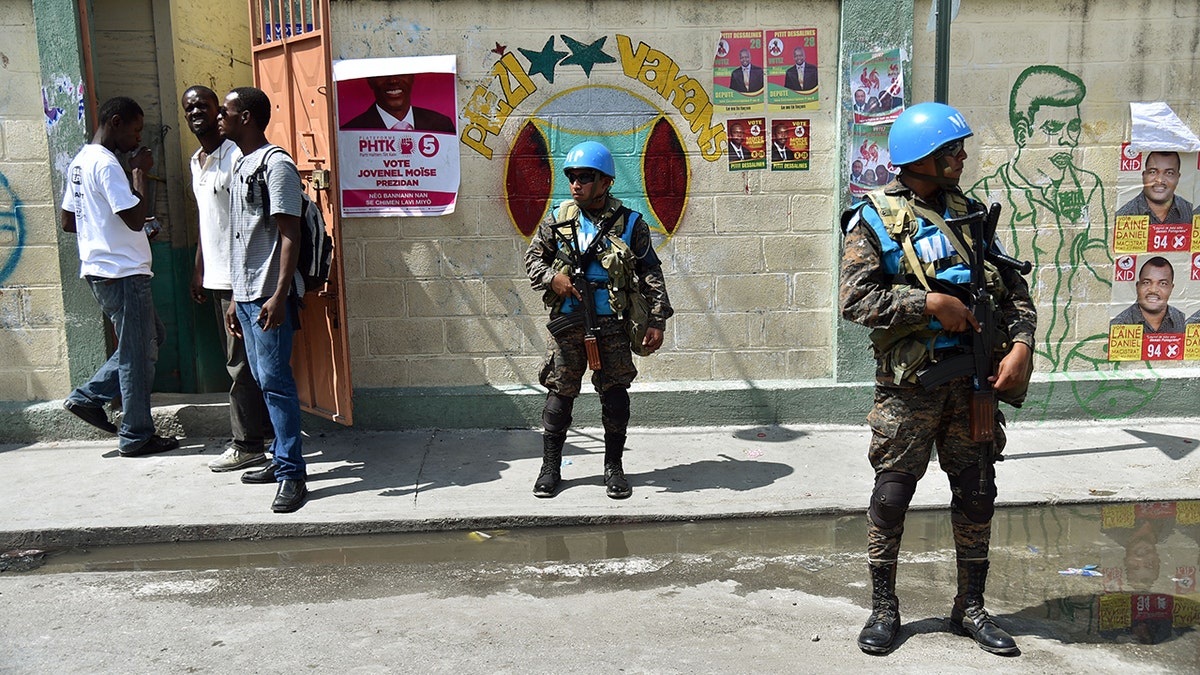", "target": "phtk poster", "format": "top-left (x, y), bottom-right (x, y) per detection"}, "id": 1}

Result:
top-left (333, 55), bottom-right (460, 217)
